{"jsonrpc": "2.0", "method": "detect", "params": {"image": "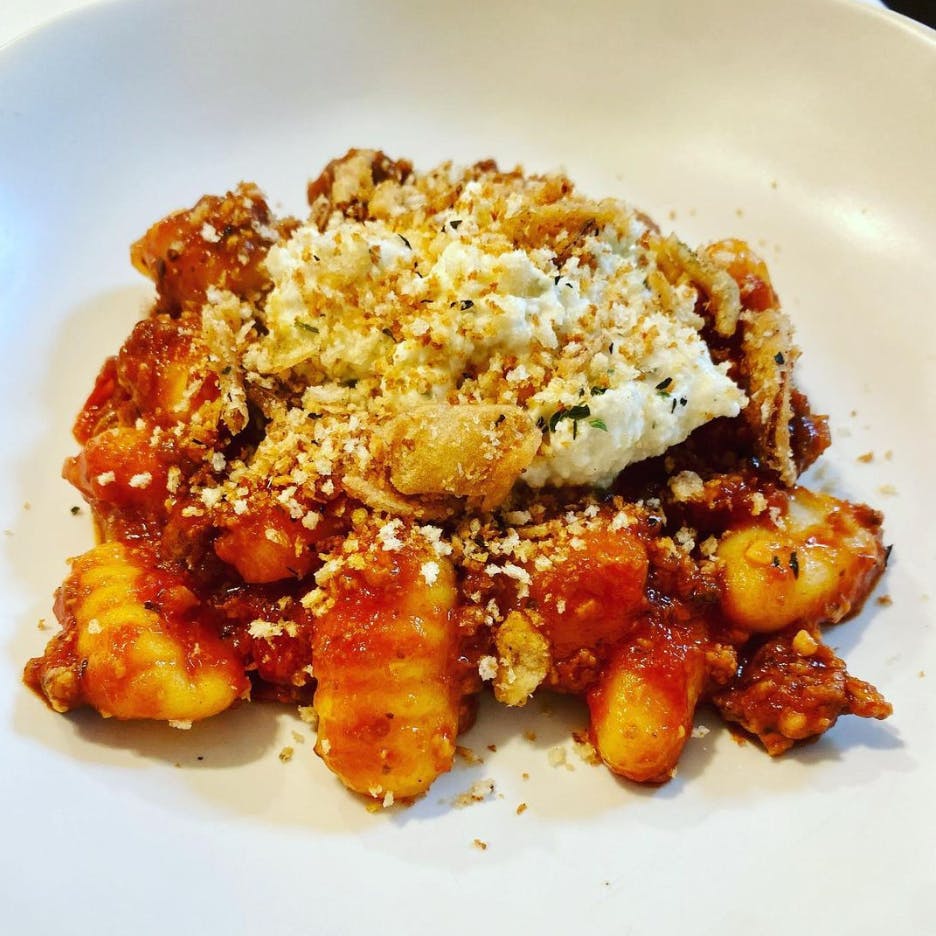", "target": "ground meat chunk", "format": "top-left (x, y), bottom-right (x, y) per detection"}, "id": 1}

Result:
top-left (713, 629), bottom-right (892, 754)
